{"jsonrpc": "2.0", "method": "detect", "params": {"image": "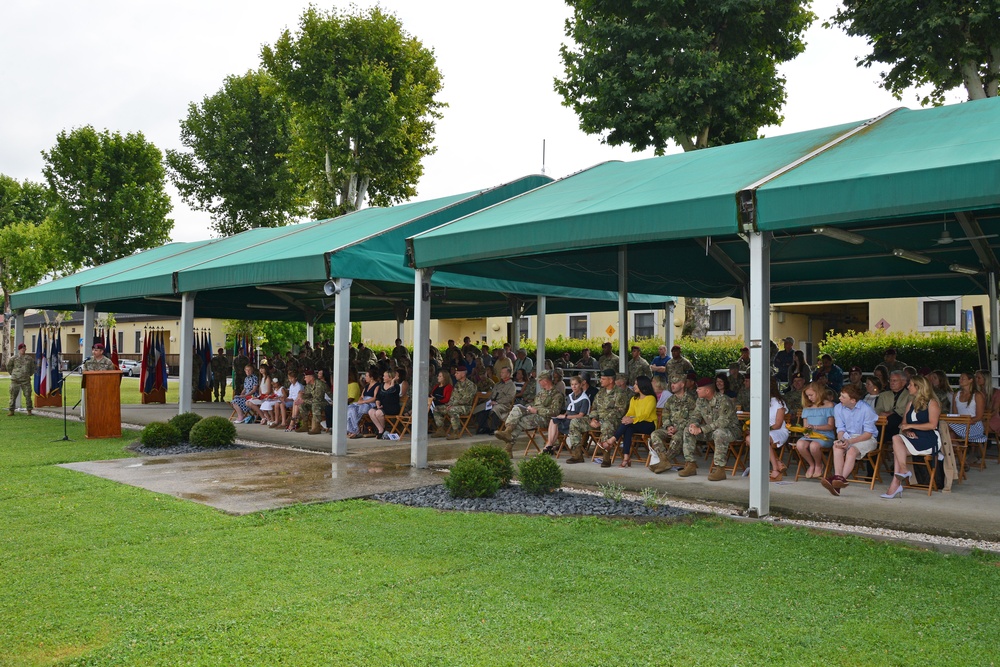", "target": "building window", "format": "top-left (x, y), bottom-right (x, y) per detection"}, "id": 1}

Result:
top-left (708, 306), bottom-right (736, 336)
top-left (633, 312), bottom-right (655, 338)
top-left (118, 331), bottom-right (125, 353)
top-left (518, 317), bottom-right (530, 341)
top-left (567, 314), bottom-right (589, 340)
top-left (918, 297), bottom-right (959, 330)
top-left (135, 331), bottom-right (142, 353)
